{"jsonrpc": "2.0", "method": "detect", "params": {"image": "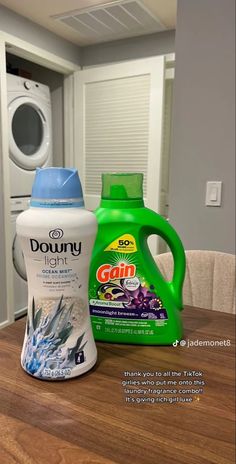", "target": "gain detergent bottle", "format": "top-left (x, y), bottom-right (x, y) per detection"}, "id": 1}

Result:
top-left (89, 173), bottom-right (186, 345)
